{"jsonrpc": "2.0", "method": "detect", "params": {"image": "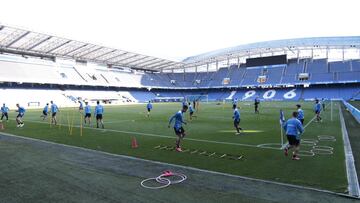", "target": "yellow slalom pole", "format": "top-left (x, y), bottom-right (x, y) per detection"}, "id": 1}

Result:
top-left (70, 107), bottom-right (75, 135)
top-left (58, 107), bottom-right (61, 130)
top-left (67, 109), bottom-right (71, 135)
top-left (80, 113), bottom-right (83, 136)
top-left (49, 111), bottom-right (52, 128)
